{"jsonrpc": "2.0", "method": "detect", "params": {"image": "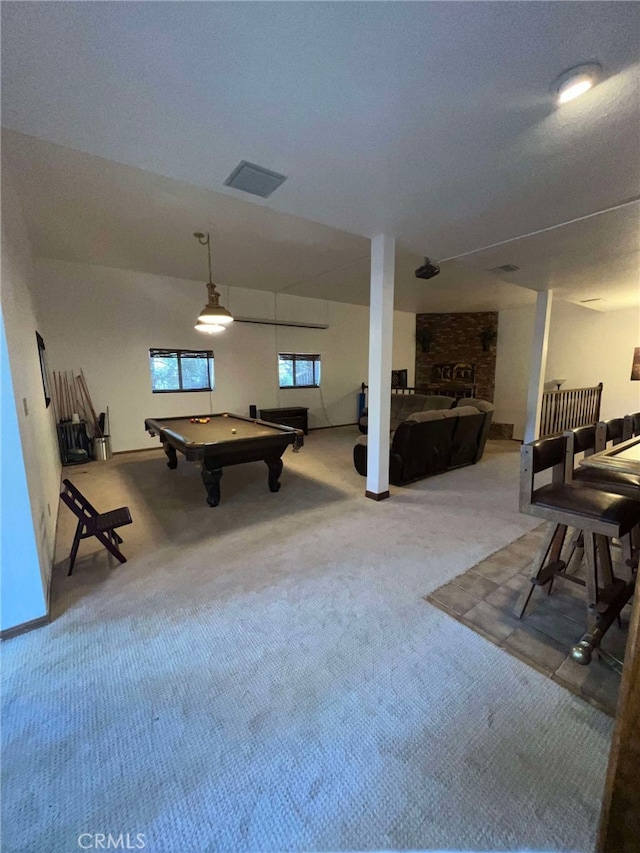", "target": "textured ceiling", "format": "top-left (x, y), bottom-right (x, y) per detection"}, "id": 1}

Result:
top-left (2, 2), bottom-right (639, 312)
